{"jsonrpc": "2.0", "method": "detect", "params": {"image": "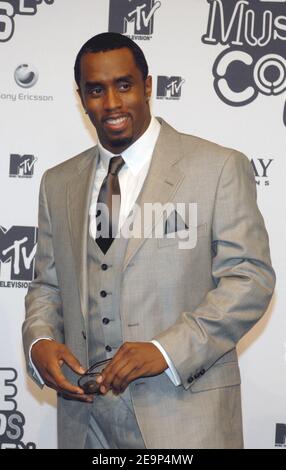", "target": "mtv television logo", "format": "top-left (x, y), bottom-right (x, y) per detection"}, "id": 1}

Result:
top-left (275, 423), bottom-right (286, 447)
top-left (109, 0), bottom-right (161, 37)
top-left (157, 76), bottom-right (185, 100)
top-left (0, 226), bottom-right (38, 281)
top-left (9, 154), bottom-right (37, 178)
